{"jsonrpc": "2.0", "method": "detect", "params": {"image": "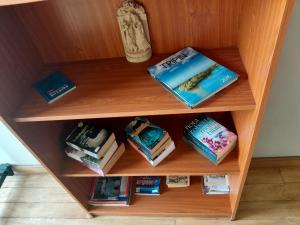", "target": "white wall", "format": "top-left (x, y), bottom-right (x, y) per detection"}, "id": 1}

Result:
top-left (254, 0), bottom-right (300, 157)
top-left (0, 121), bottom-right (39, 165)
